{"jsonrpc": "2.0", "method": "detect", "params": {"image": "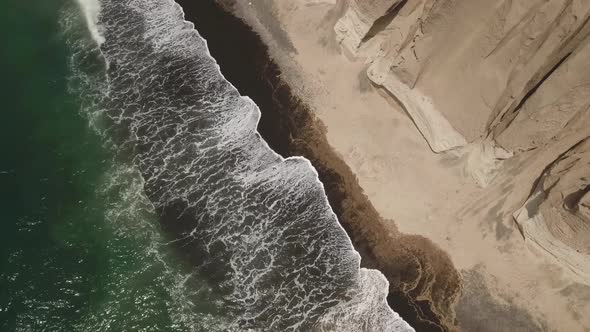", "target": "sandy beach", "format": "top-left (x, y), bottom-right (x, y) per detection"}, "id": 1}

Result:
top-left (212, 1), bottom-right (590, 331)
